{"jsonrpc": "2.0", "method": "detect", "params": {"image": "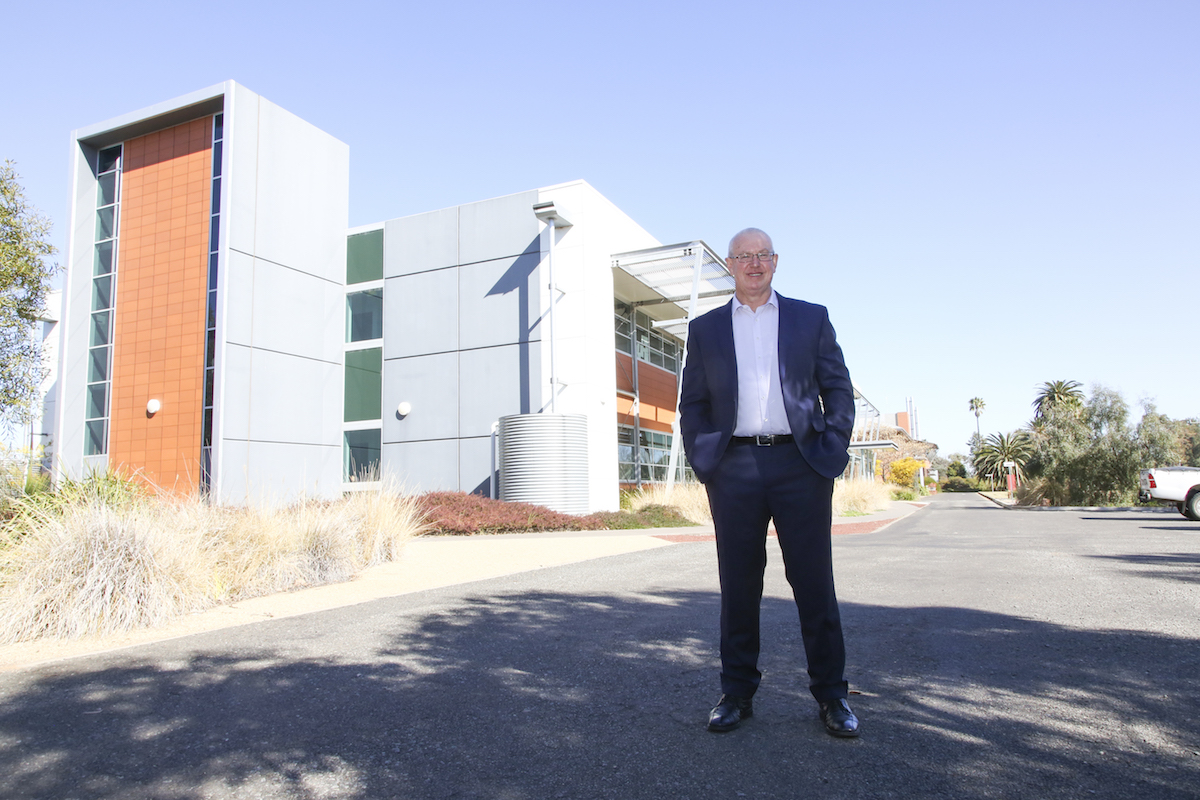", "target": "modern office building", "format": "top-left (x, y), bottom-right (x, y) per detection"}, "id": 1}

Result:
top-left (57, 82), bottom-right (348, 503)
top-left (55, 81), bottom-right (884, 512)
